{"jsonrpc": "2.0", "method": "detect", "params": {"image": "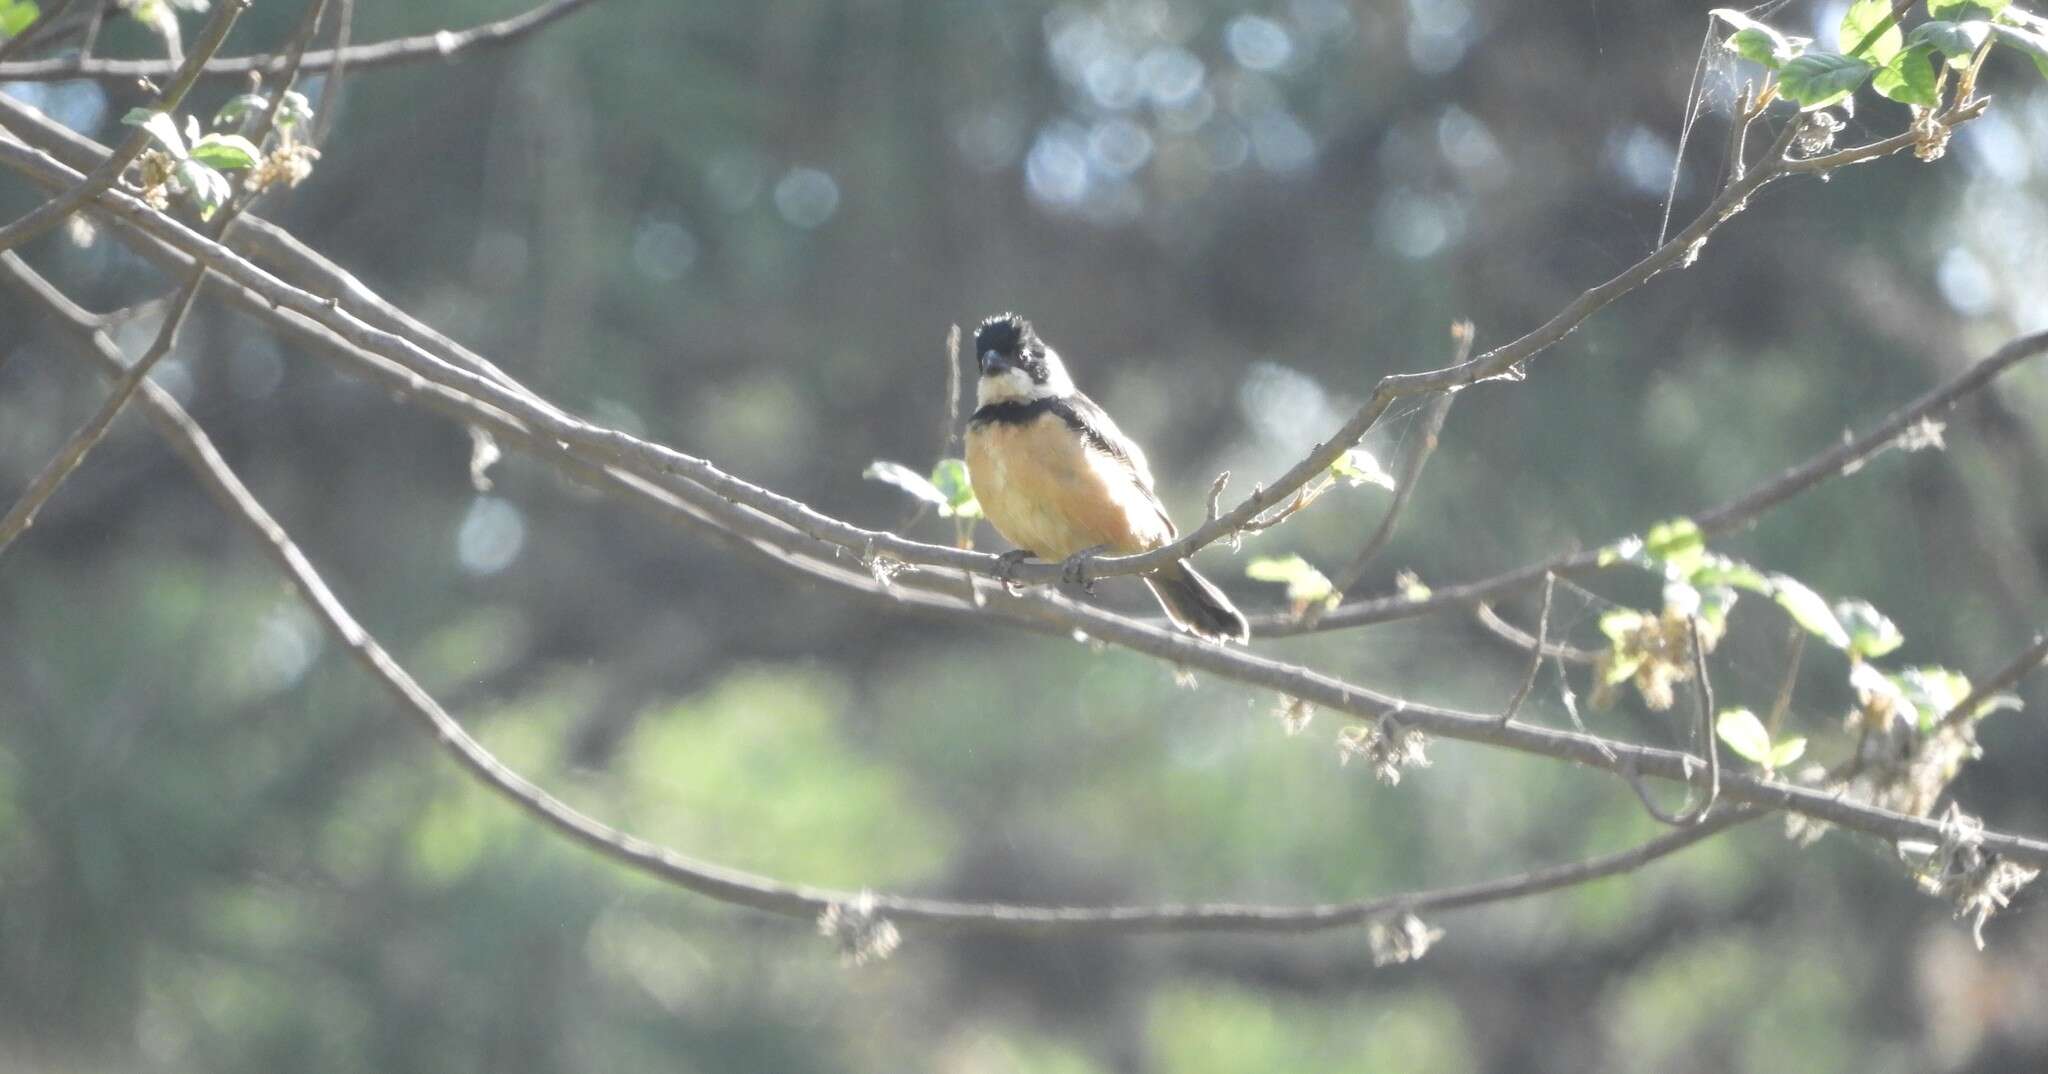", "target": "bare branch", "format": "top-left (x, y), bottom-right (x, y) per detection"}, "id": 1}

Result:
top-left (0, 268), bottom-right (204, 555)
top-left (2, 252), bottom-right (1768, 937)
top-left (0, 0), bottom-right (605, 83)
top-left (1941, 634), bottom-right (2048, 731)
top-left (1474, 598), bottom-right (1599, 666)
top-left (1260, 324), bottom-right (2048, 637)
top-left (0, 96), bottom-right (2043, 870)
top-left (1499, 573), bottom-right (1556, 725)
